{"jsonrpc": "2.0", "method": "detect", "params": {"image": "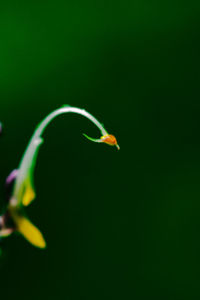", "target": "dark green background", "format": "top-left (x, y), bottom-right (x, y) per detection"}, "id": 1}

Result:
top-left (0, 1), bottom-right (200, 299)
